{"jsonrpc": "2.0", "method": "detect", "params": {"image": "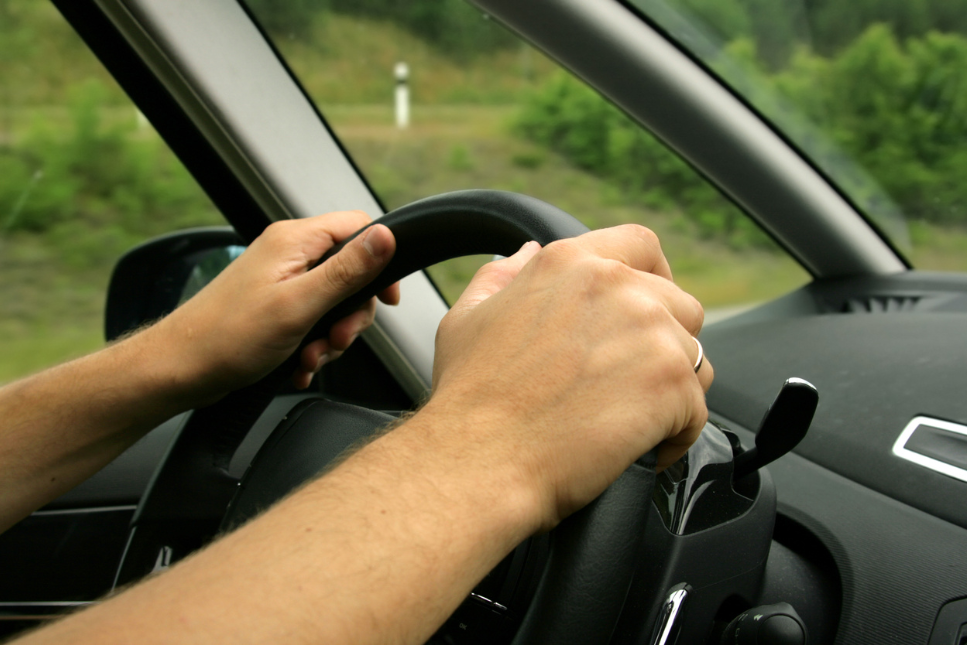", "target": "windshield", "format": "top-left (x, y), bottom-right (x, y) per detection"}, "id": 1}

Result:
top-left (243, 0), bottom-right (811, 312)
top-left (627, 0), bottom-right (967, 271)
